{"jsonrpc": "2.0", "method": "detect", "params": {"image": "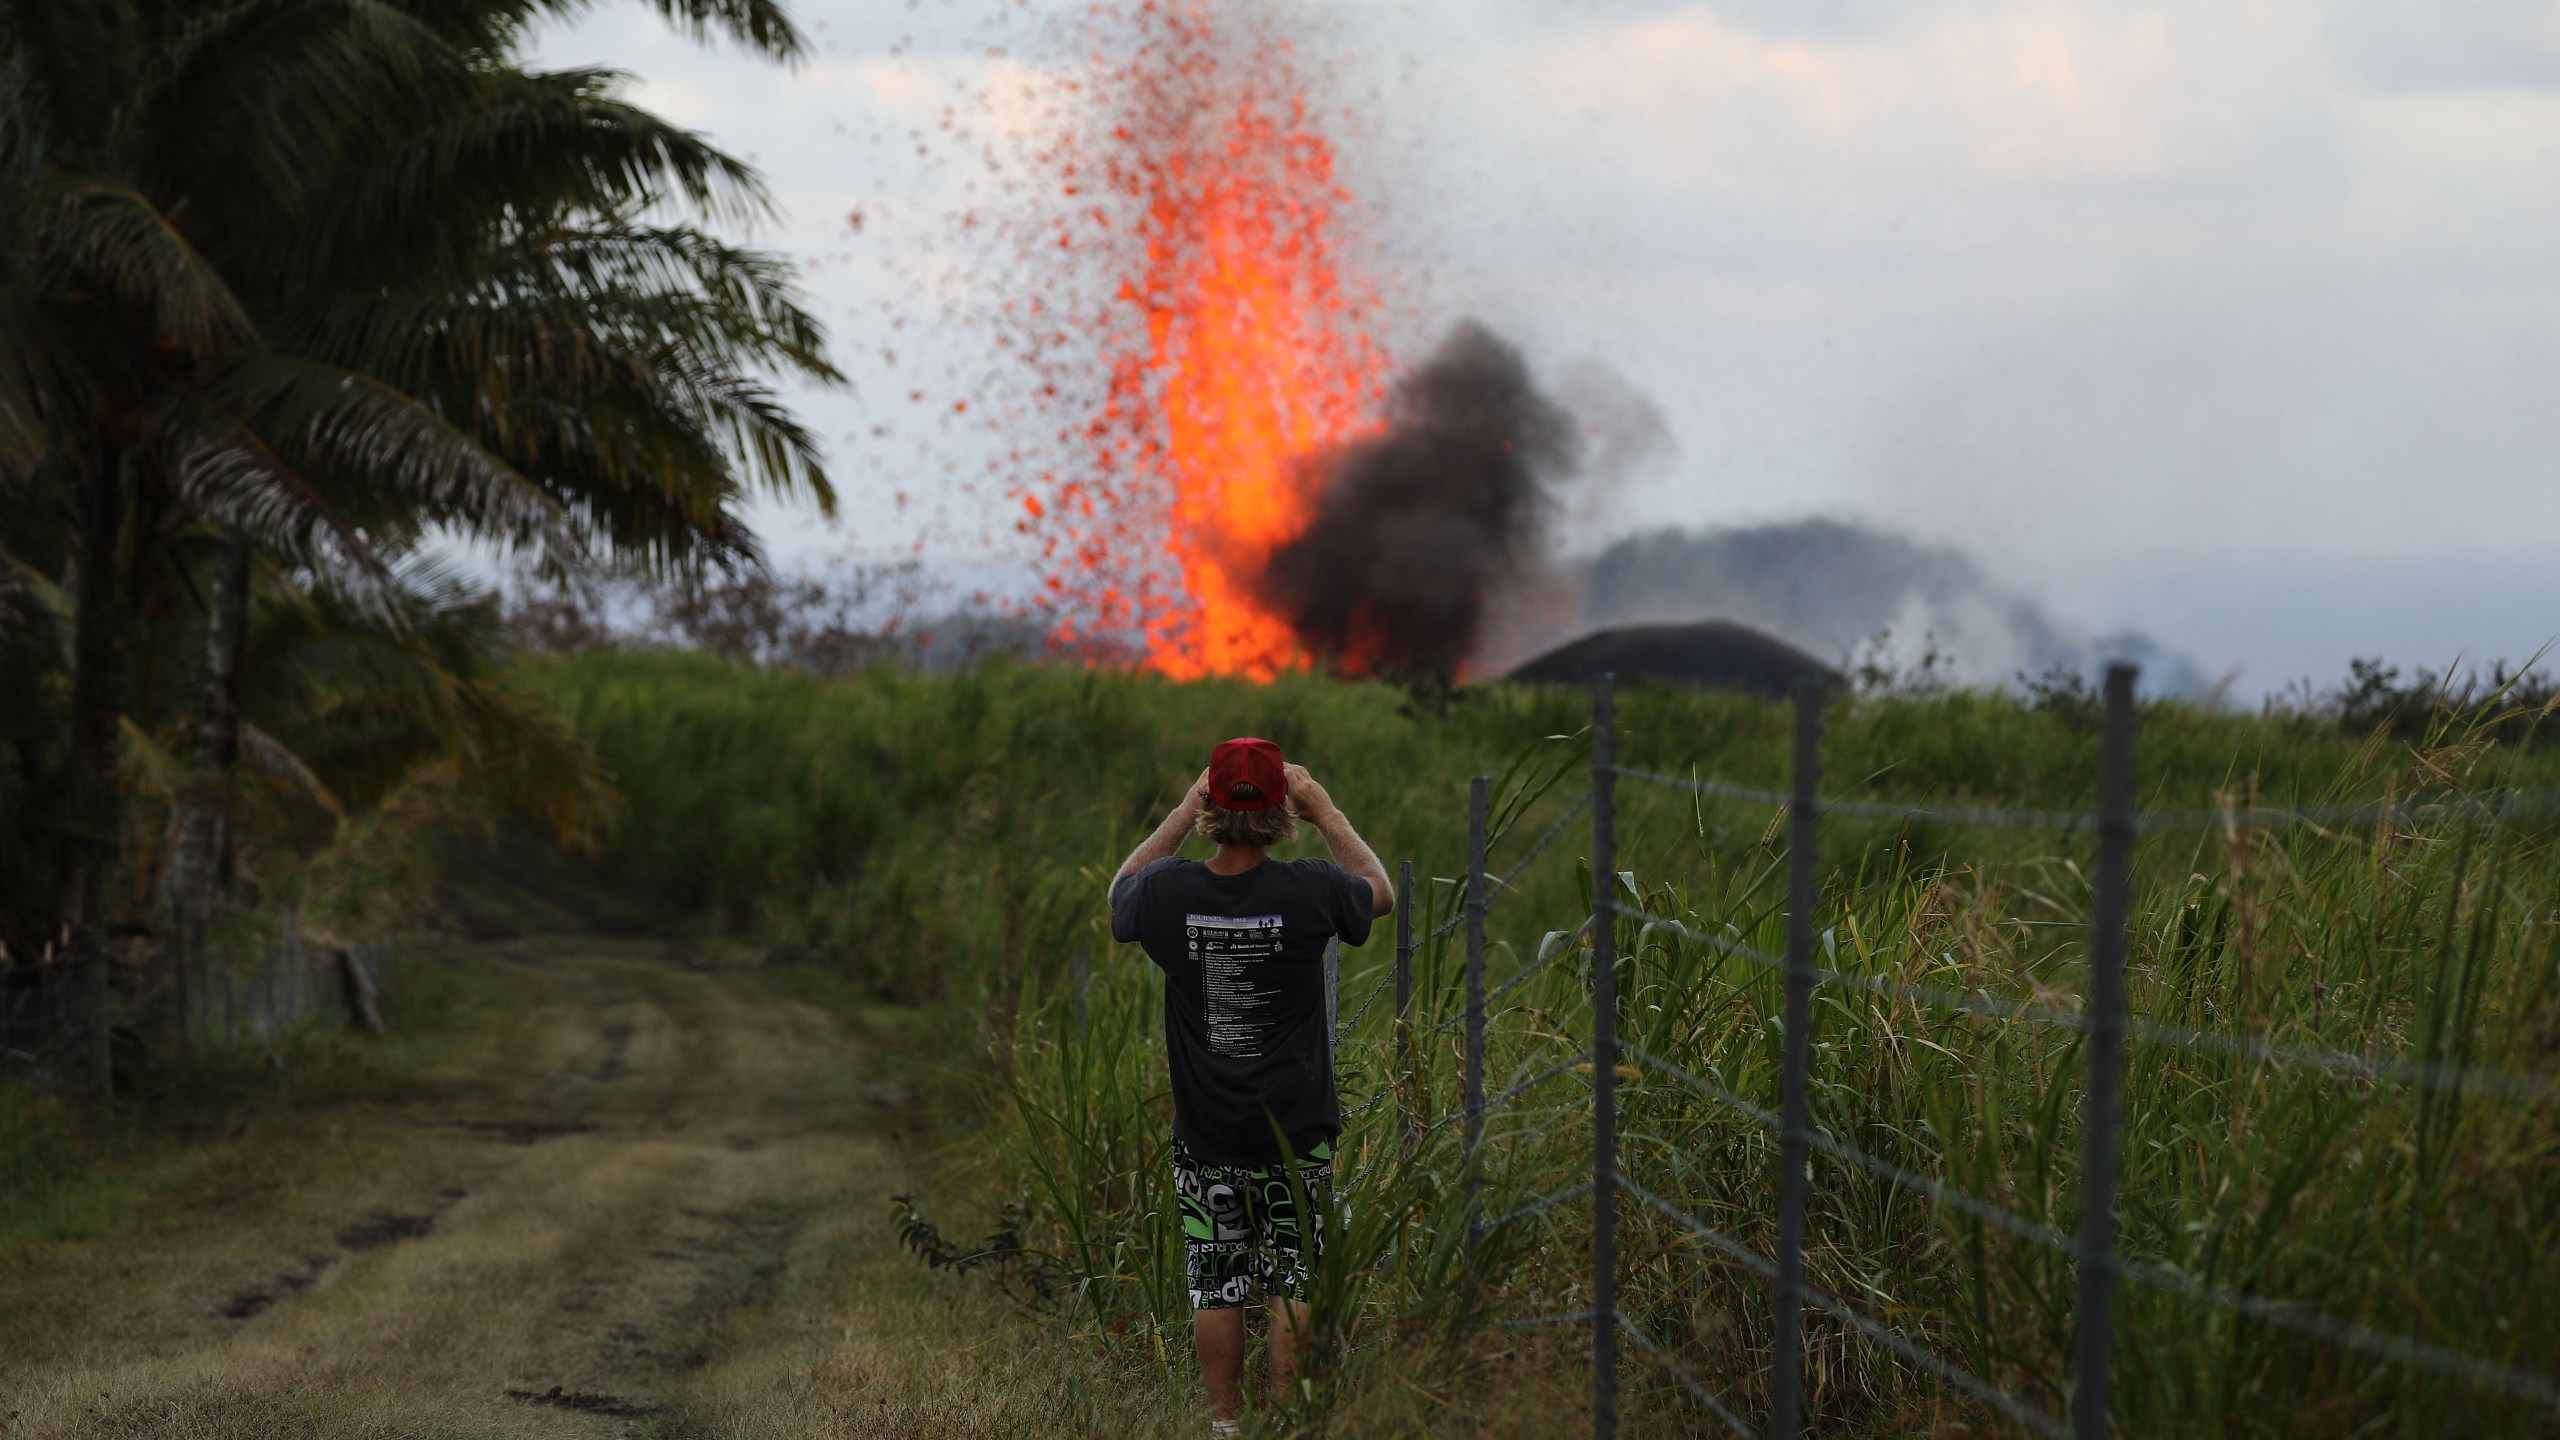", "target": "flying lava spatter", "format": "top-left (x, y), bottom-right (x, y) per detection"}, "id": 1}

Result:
top-left (1010, 0), bottom-right (1393, 679)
